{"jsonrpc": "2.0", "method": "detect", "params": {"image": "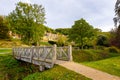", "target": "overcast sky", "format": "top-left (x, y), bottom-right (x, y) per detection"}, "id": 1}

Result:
top-left (0, 0), bottom-right (116, 31)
